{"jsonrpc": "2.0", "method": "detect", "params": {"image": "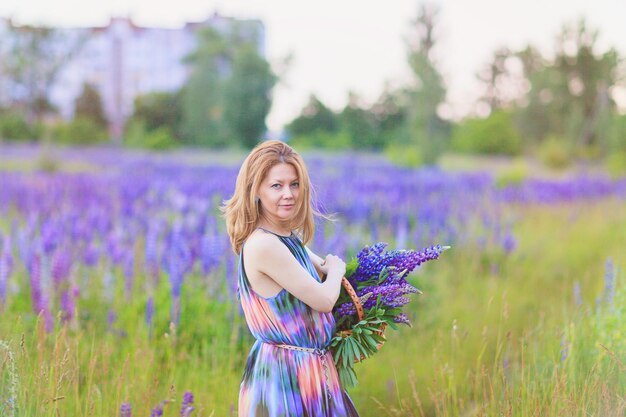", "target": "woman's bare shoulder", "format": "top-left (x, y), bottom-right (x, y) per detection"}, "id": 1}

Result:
top-left (243, 230), bottom-right (295, 280)
top-left (243, 230), bottom-right (283, 257)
